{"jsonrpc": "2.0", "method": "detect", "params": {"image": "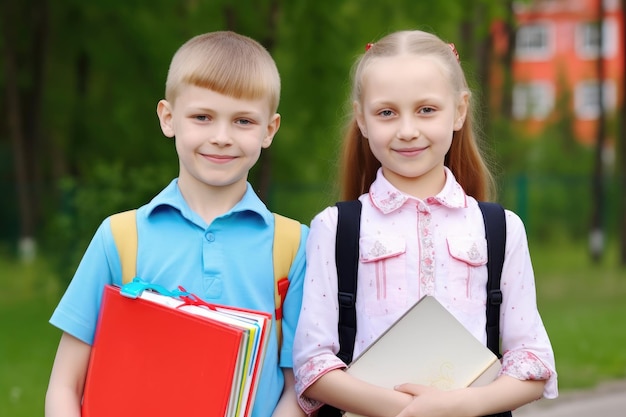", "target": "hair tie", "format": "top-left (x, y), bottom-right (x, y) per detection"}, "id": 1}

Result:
top-left (448, 43), bottom-right (460, 63)
top-left (365, 43), bottom-right (375, 52)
